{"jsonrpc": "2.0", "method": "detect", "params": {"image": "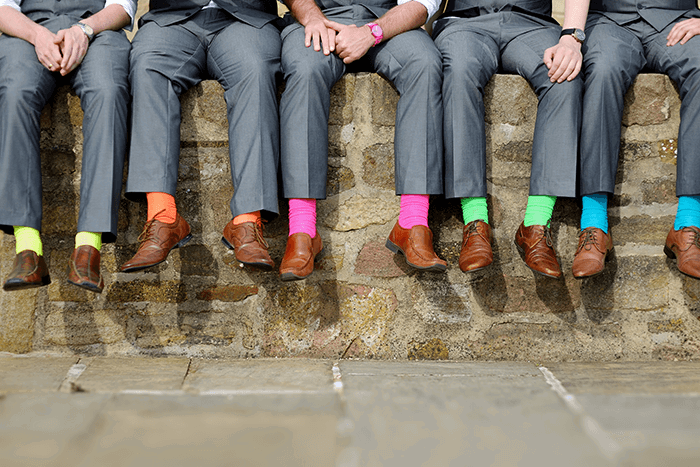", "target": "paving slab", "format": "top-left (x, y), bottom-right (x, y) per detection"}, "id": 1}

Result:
top-left (78, 394), bottom-right (341, 467)
top-left (336, 361), bottom-right (610, 467)
top-left (74, 357), bottom-right (190, 392)
top-left (0, 393), bottom-right (110, 466)
top-left (0, 355), bottom-right (79, 393)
